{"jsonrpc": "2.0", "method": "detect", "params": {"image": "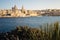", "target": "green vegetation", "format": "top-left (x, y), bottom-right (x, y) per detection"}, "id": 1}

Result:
top-left (0, 22), bottom-right (60, 40)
